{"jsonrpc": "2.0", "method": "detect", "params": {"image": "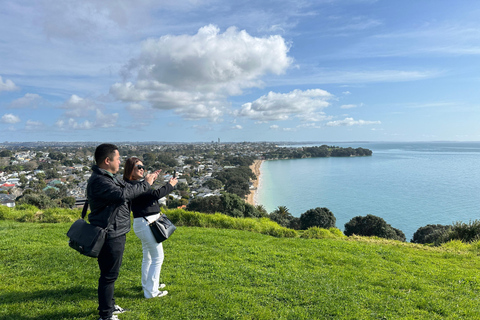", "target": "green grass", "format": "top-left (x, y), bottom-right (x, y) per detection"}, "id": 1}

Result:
top-left (1, 220), bottom-right (480, 319)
